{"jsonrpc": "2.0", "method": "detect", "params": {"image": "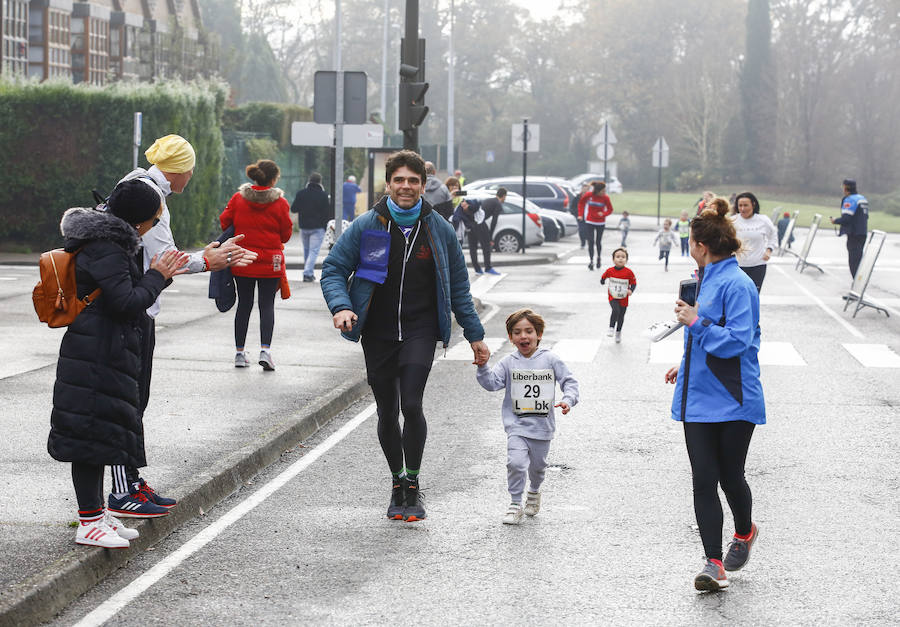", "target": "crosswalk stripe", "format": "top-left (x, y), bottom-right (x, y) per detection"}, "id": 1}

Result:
top-left (549, 339), bottom-right (602, 363)
top-left (842, 344), bottom-right (900, 368)
top-left (441, 337), bottom-right (506, 360)
top-left (758, 341), bottom-right (807, 366)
